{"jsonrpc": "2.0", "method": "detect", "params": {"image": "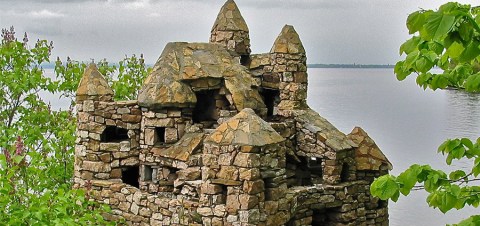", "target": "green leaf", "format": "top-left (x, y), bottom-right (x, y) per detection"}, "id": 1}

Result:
top-left (449, 170), bottom-right (467, 181)
top-left (415, 57), bottom-right (435, 73)
top-left (407, 11), bottom-right (426, 34)
top-left (394, 61), bottom-right (411, 81)
top-left (461, 138), bottom-right (474, 149)
top-left (446, 41), bottom-right (465, 59)
top-left (459, 41), bottom-right (480, 63)
top-left (428, 41), bottom-right (444, 55)
top-left (400, 36), bottom-right (421, 55)
top-left (370, 175), bottom-right (400, 201)
top-left (455, 215), bottom-right (480, 226)
top-left (430, 74), bottom-right (449, 90)
top-left (464, 73), bottom-right (480, 92)
top-left (424, 12), bottom-right (456, 40)
top-left (397, 167), bottom-right (419, 195)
